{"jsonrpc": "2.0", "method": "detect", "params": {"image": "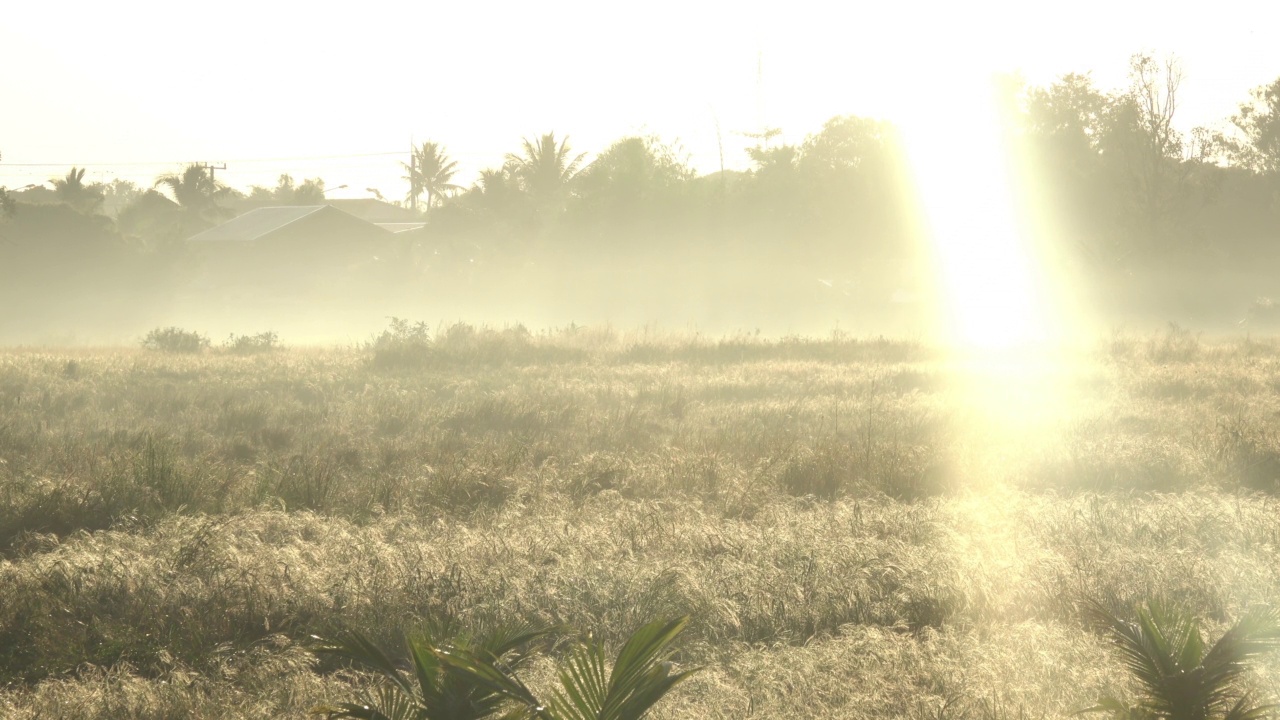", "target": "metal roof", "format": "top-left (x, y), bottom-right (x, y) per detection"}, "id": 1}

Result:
top-left (376, 222), bottom-right (428, 234)
top-left (188, 206), bottom-right (328, 243)
top-left (187, 205), bottom-right (391, 243)
top-left (324, 198), bottom-right (422, 224)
